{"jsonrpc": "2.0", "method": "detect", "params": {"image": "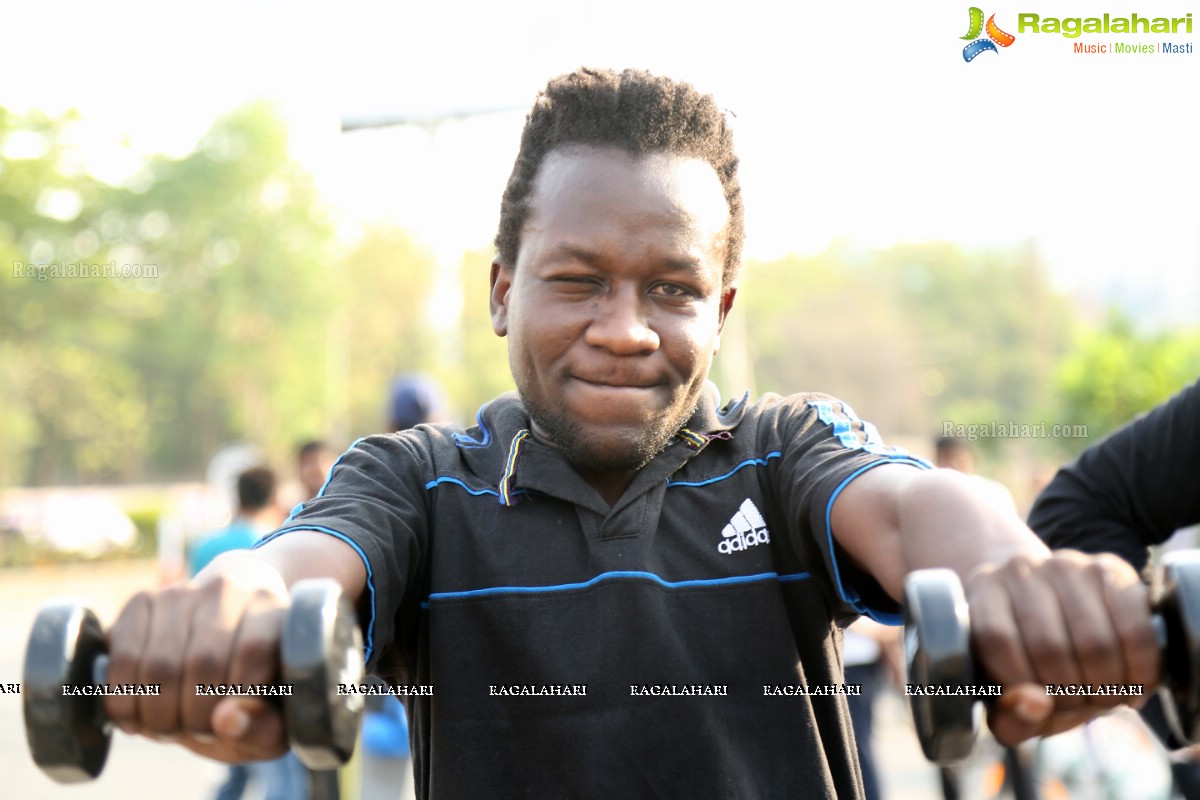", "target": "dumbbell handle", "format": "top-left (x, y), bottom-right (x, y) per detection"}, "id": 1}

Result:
top-left (909, 571), bottom-right (1179, 697)
top-left (91, 655), bottom-right (113, 736)
top-left (93, 654), bottom-right (109, 686)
